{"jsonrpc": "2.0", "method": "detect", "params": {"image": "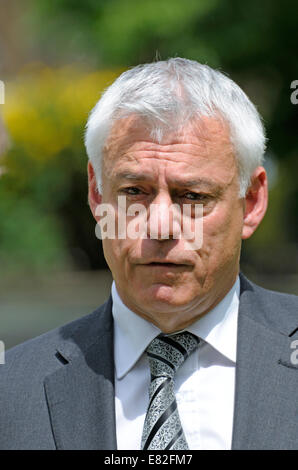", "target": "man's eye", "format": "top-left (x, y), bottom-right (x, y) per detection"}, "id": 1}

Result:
top-left (121, 187), bottom-right (143, 195)
top-left (183, 192), bottom-right (208, 201)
